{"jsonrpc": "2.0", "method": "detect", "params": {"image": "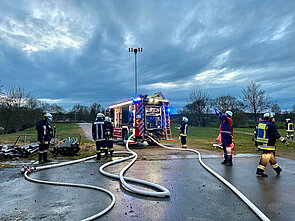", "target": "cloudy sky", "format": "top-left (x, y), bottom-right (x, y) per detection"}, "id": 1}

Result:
top-left (0, 0), bottom-right (294, 112)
